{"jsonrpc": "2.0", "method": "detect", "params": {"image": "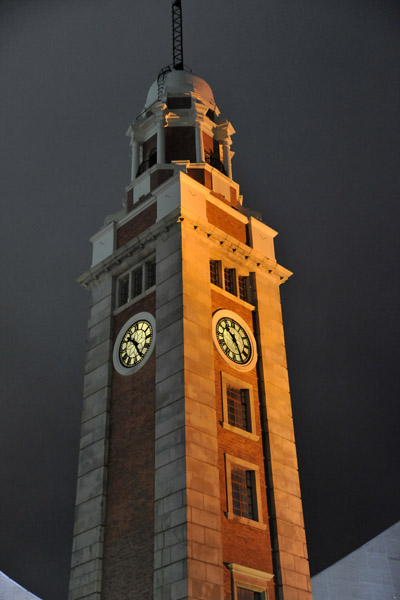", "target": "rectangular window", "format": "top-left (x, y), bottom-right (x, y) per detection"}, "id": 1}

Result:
top-left (238, 275), bottom-right (248, 302)
top-left (119, 276), bottom-right (129, 307)
top-left (224, 268), bottom-right (236, 295)
top-left (146, 259), bottom-right (156, 289)
top-left (231, 467), bottom-right (257, 521)
top-left (132, 266), bottom-right (143, 298)
top-left (210, 259), bottom-right (222, 287)
top-left (237, 589), bottom-right (262, 600)
top-left (227, 386), bottom-right (250, 432)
